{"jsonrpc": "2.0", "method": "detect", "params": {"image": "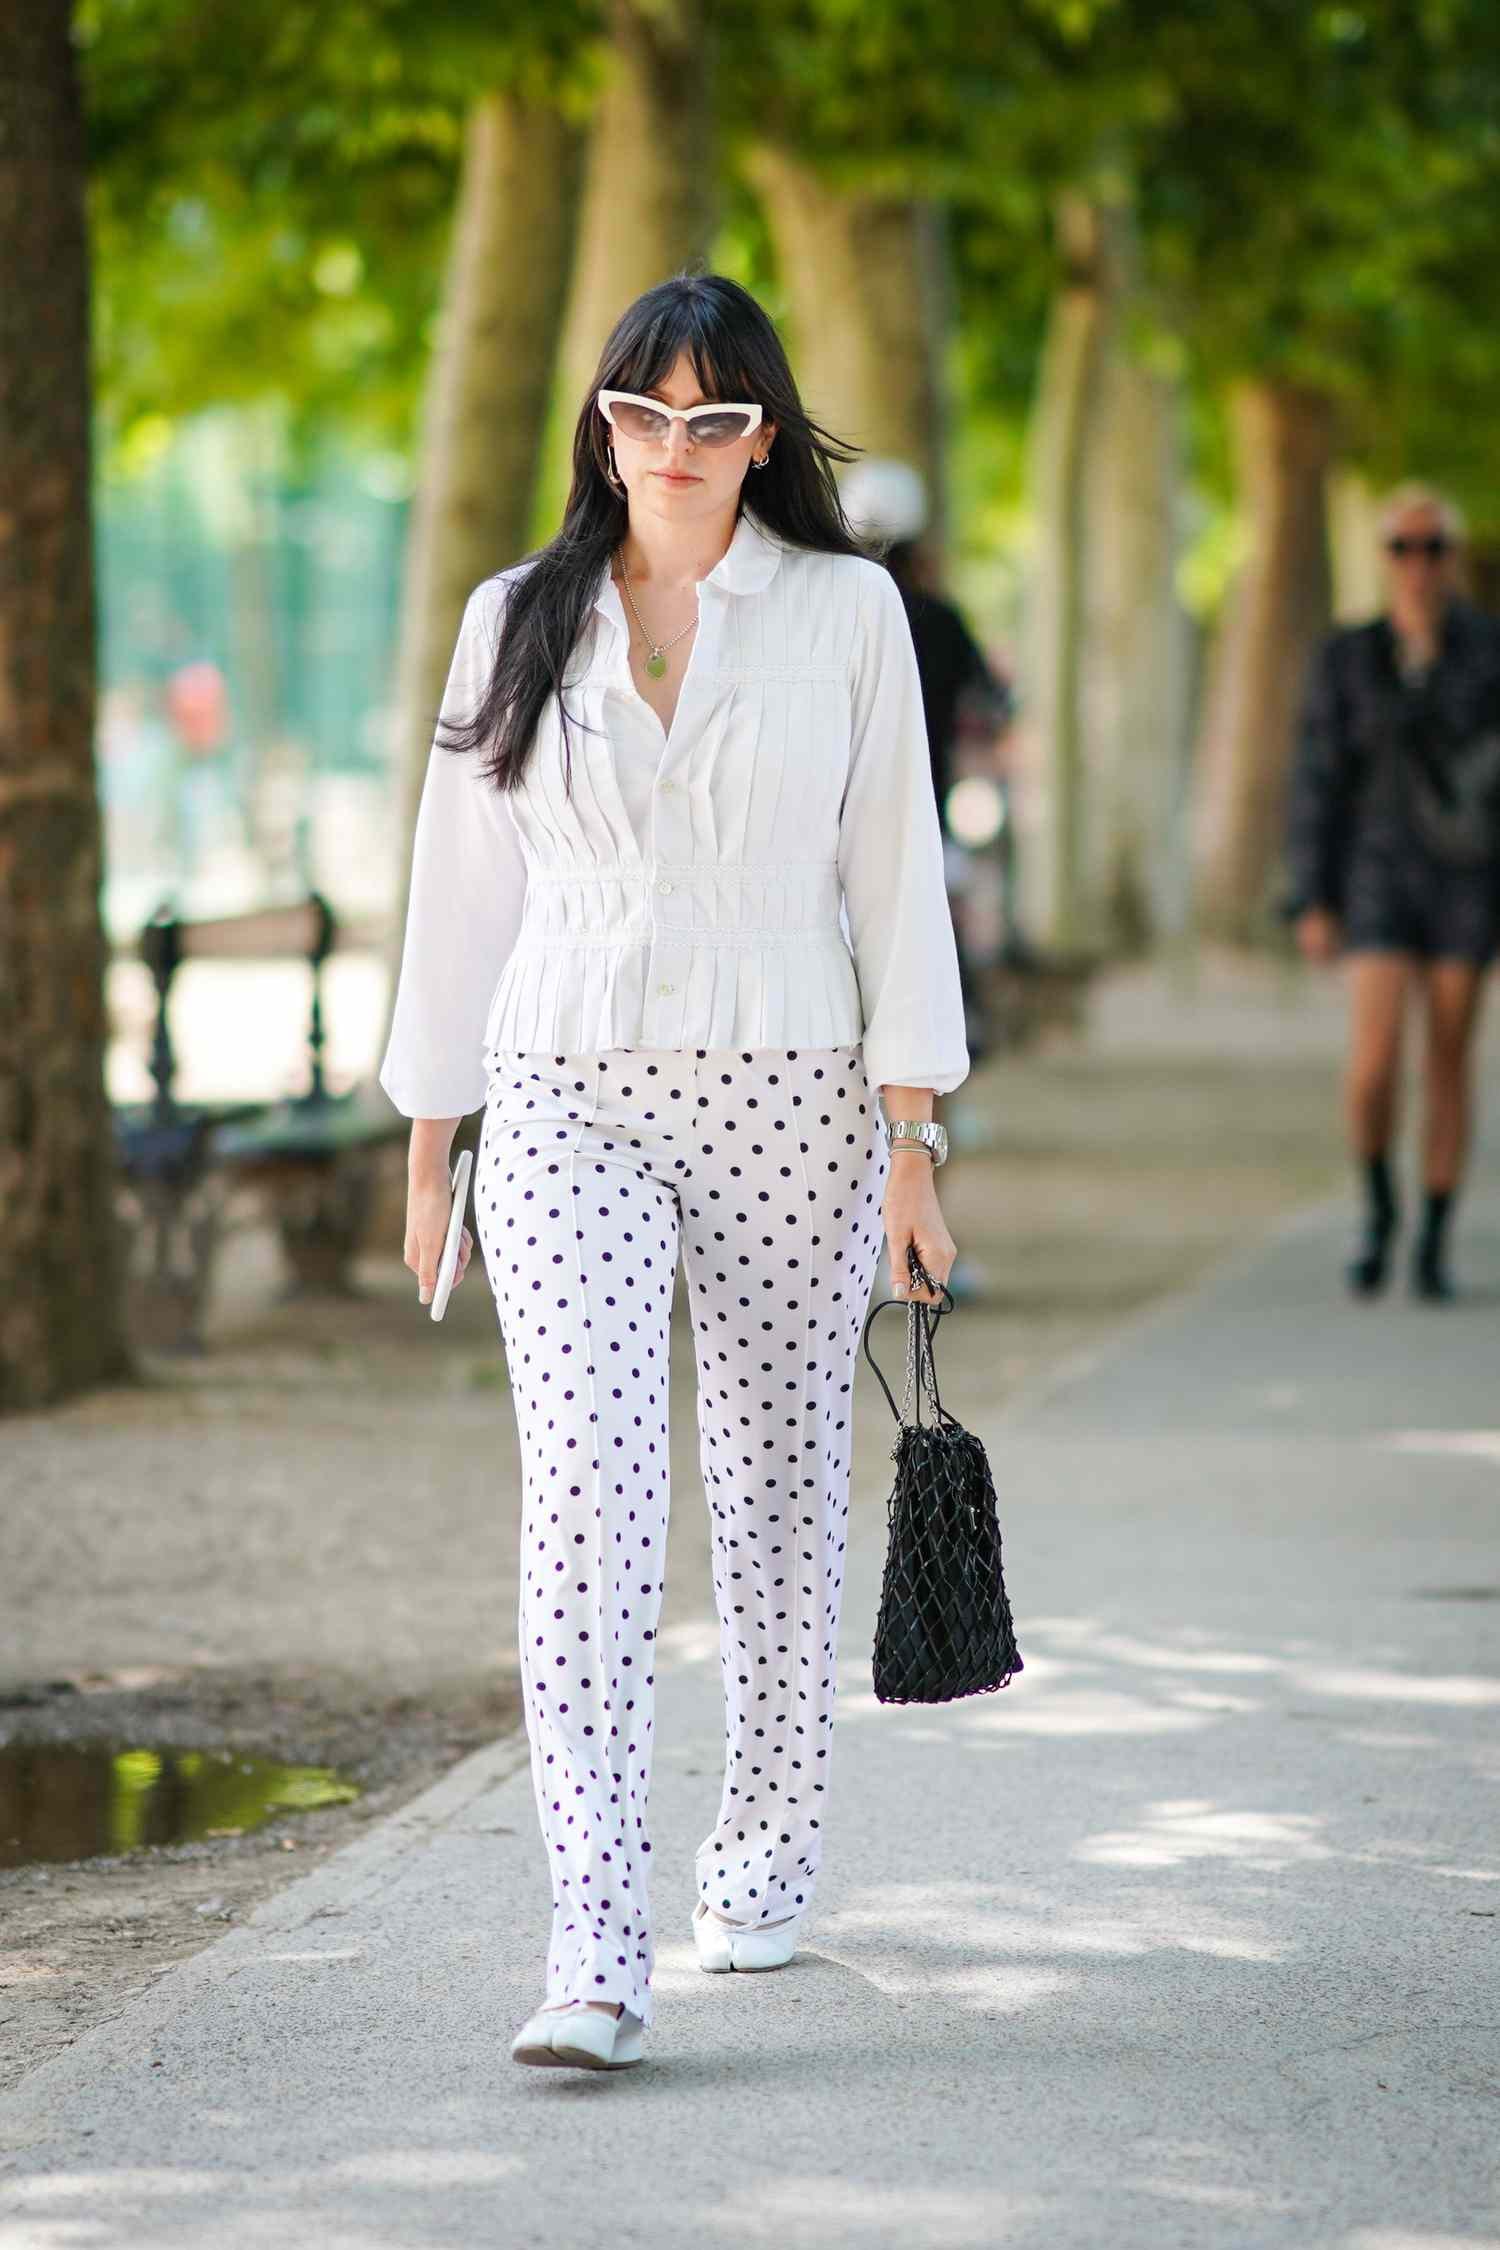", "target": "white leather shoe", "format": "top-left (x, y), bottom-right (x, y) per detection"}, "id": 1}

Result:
top-left (511, 2001), bottom-right (645, 2070)
top-left (691, 1897), bottom-right (802, 1973)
